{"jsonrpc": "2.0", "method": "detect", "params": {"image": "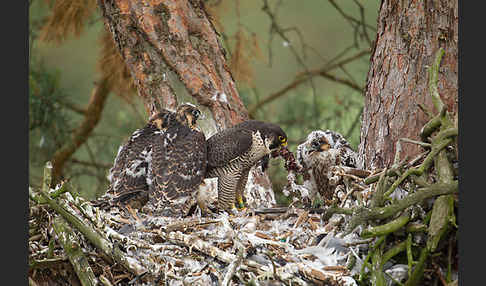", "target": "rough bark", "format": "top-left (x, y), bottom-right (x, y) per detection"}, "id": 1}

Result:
top-left (97, 0), bottom-right (248, 128)
top-left (358, 0), bottom-right (458, 169)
